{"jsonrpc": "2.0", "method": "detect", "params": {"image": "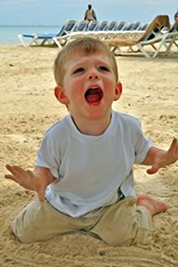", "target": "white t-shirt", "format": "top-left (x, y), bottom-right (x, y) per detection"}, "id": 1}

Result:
top-left (35, 110), bottom-right (152, 217)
